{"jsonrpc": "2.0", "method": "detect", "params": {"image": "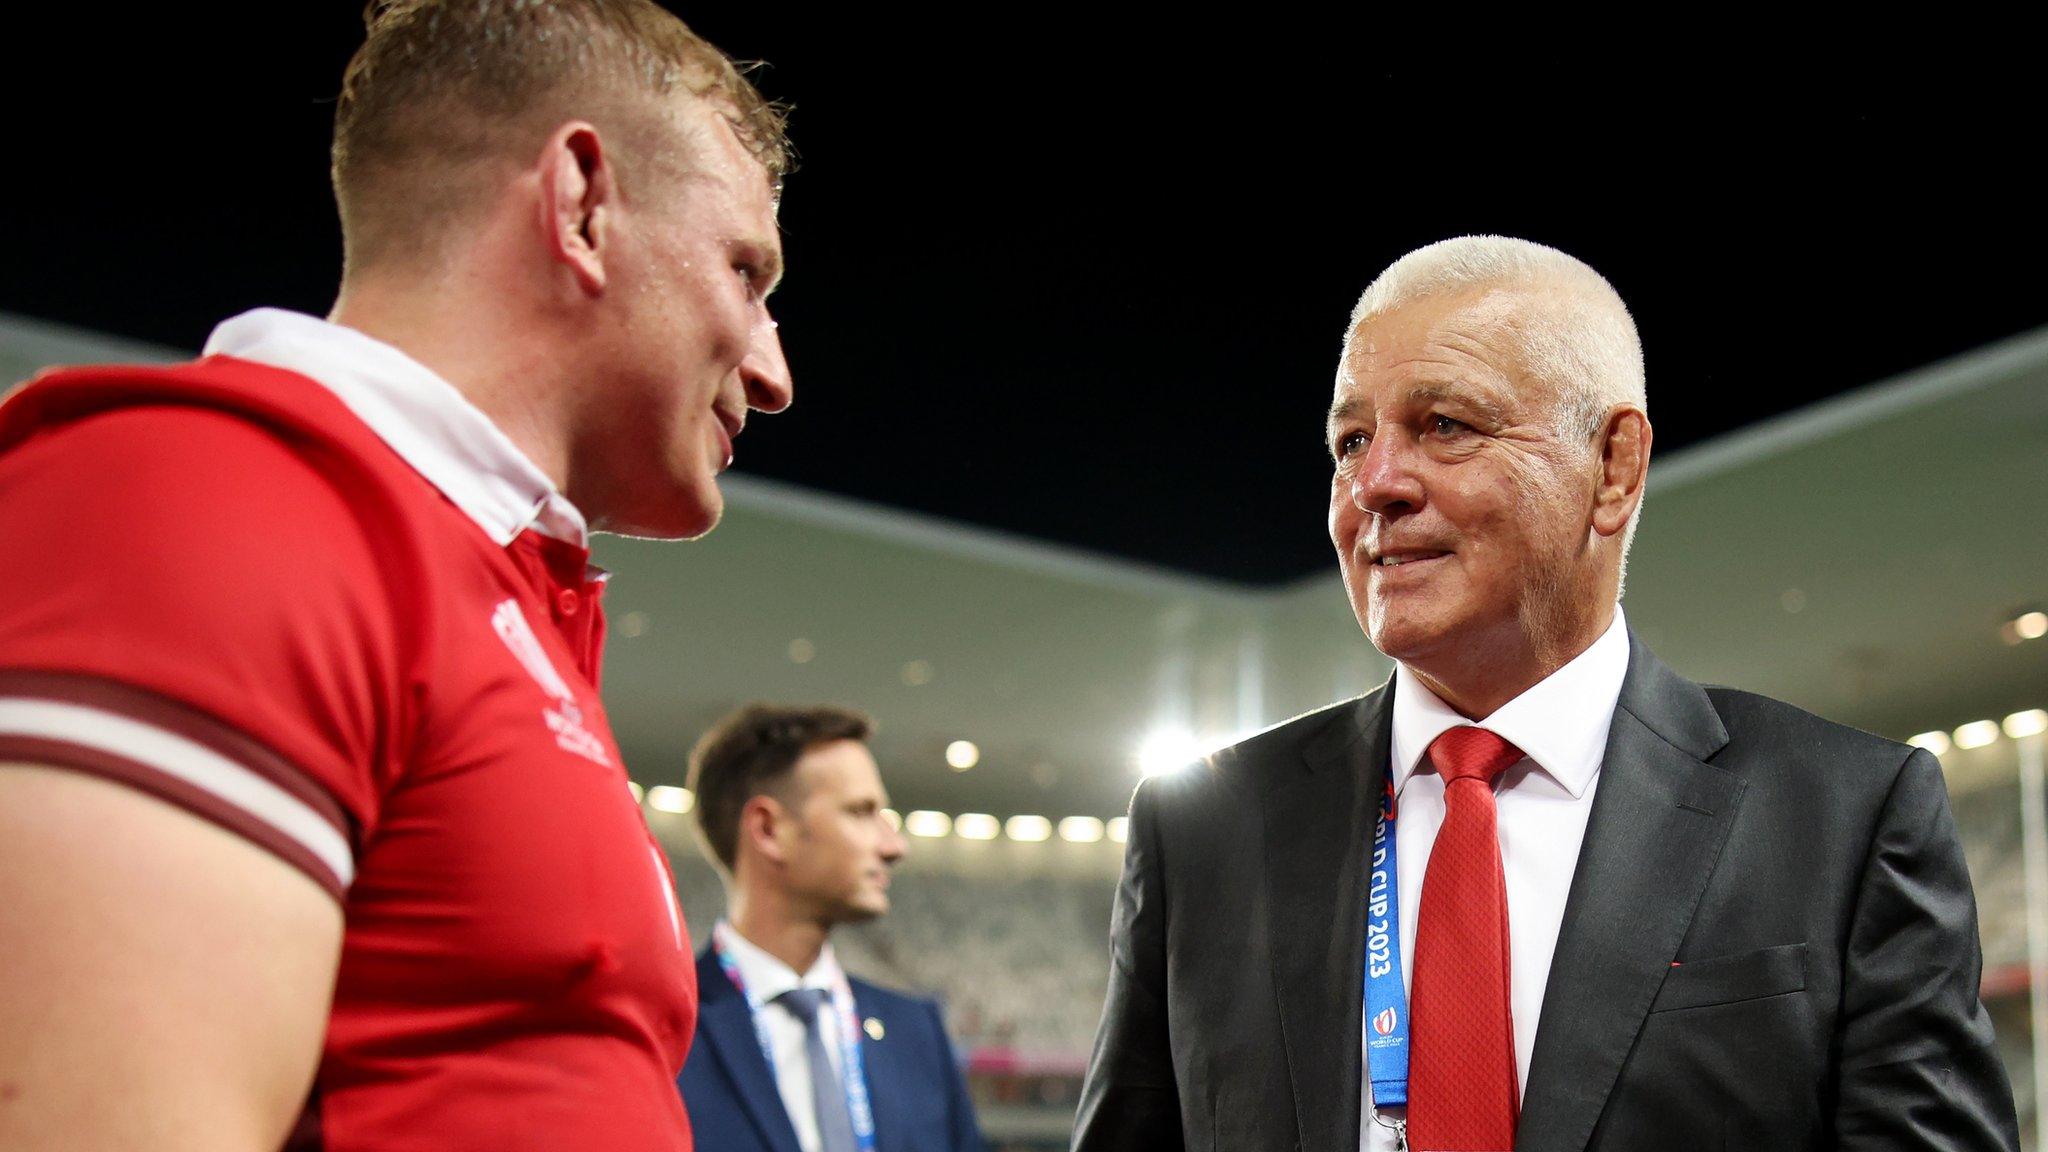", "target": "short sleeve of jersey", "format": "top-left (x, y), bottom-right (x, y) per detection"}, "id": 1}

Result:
top-left (0, 401), bottom-right (410, 901)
